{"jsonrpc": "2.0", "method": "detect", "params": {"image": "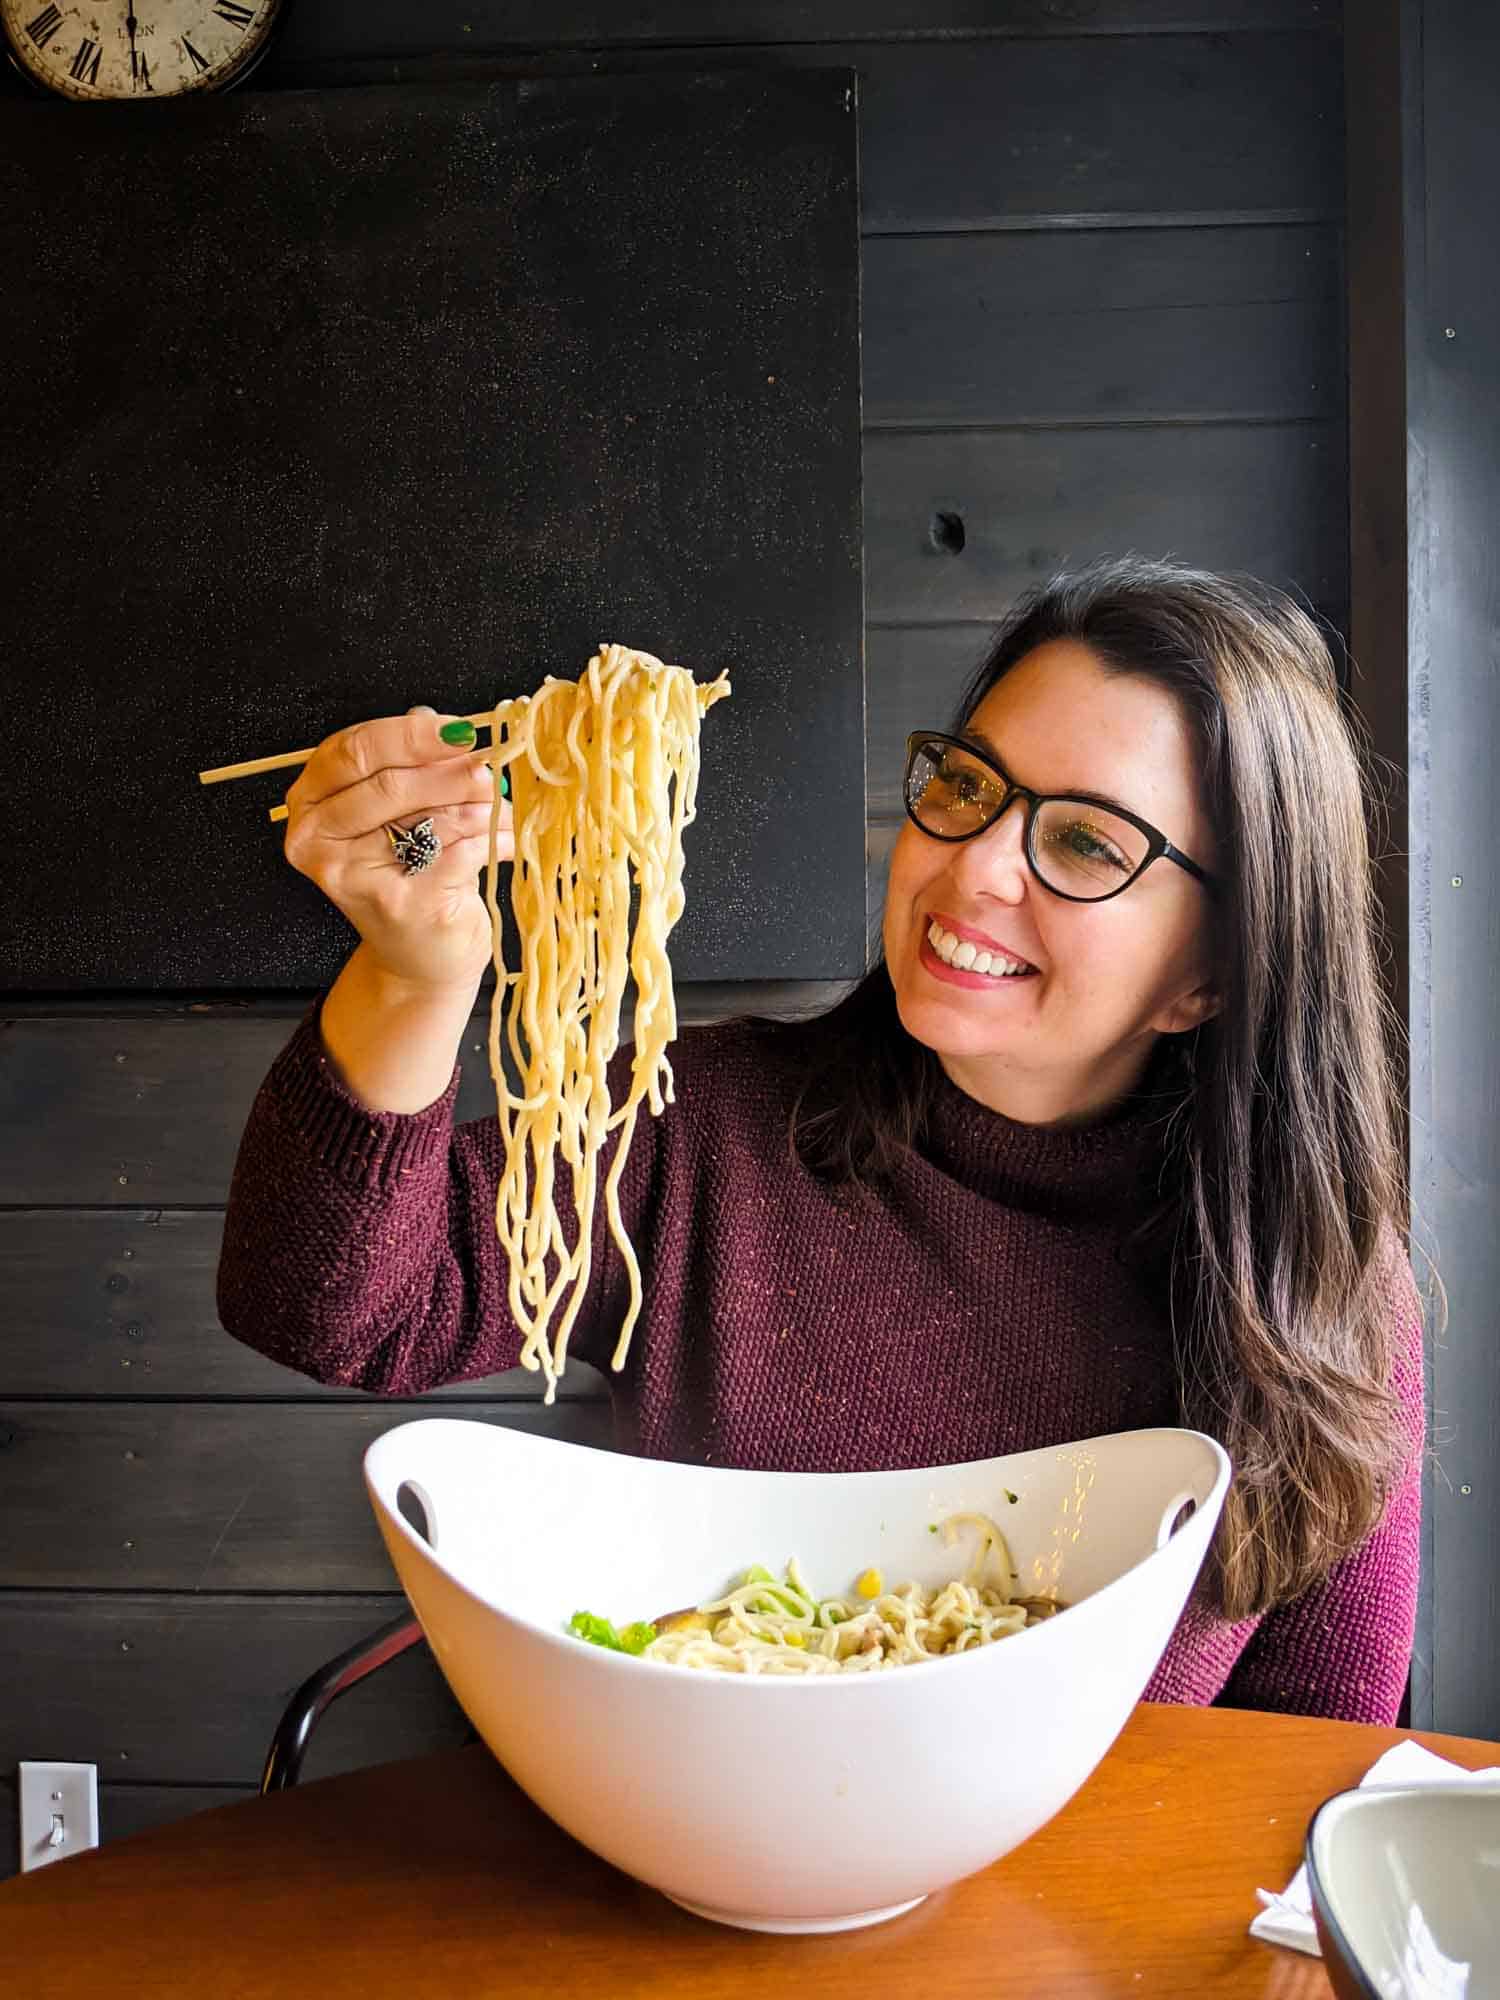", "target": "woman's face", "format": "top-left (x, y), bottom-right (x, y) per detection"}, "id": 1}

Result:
top-left (882, 638), bottom-right (1219, 1125)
